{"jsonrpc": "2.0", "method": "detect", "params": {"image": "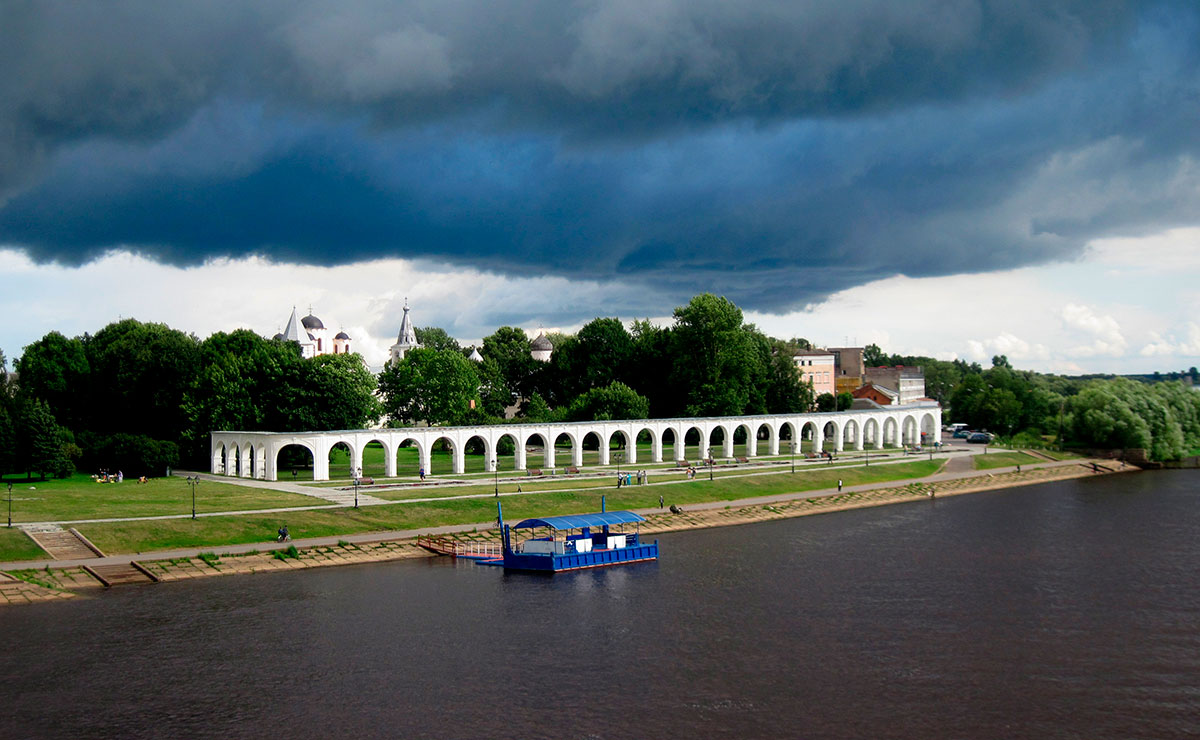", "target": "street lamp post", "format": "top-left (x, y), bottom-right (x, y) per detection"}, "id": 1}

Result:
top-left (353, 476), bottom-right (360, 509)
top-left (615, 452), bottom-right (623, 488)
top-left (7, 482), bottom-right (12, 528)
top-left (186, 476), bottom-right (198, 520)
top-left (493, 458), bottom-right (499, 497)
top-left (707, 447), bottom-right (714, 481)
top-left (790, 441), bottom-right (796, 474)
